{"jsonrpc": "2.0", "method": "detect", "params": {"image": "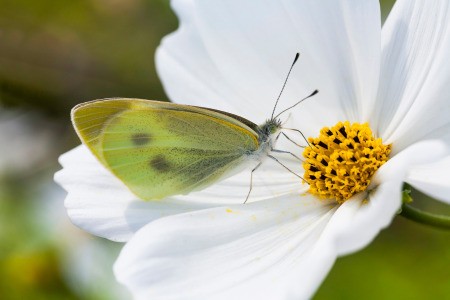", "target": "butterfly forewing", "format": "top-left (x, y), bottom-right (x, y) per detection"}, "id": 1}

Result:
top-left (72, 99), bottom-right (260, 200)
top-left (71, 100), bottom-right (131, 164)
